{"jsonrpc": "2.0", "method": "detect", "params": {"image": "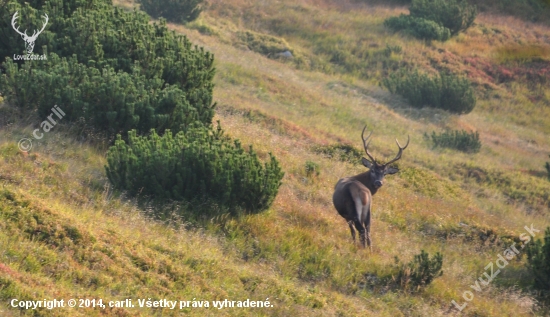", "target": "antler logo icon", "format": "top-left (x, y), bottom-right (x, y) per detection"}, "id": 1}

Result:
top-left (11, 11), bottom-right (48, 54)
